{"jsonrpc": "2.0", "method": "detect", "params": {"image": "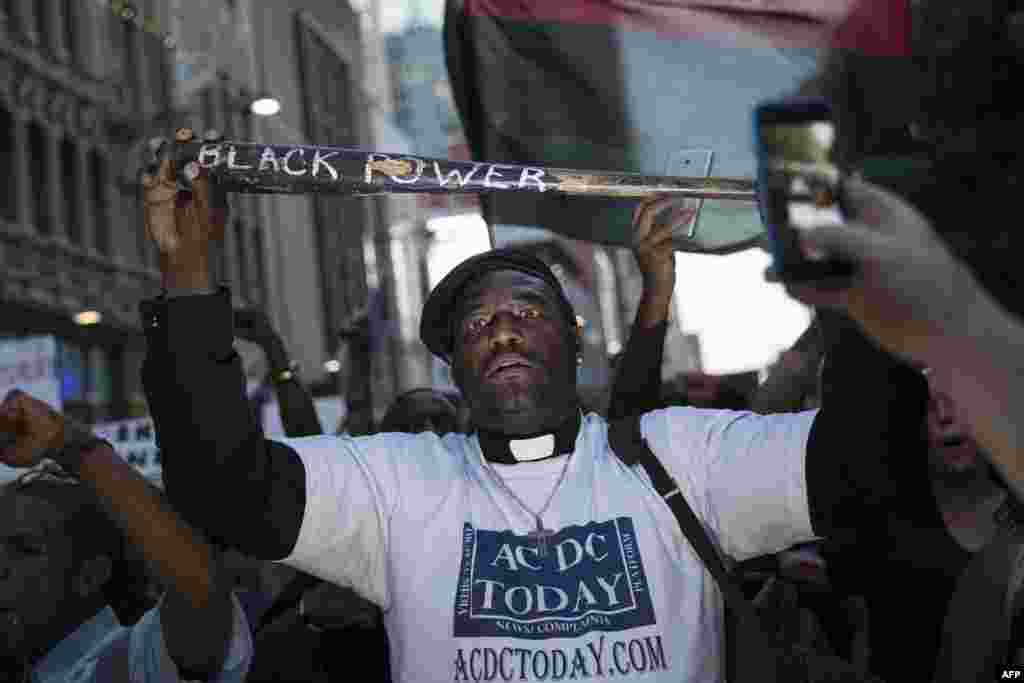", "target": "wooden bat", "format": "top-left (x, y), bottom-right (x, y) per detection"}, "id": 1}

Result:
top-left (172, 140), bottom-right (757, 202)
